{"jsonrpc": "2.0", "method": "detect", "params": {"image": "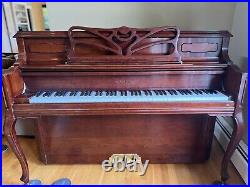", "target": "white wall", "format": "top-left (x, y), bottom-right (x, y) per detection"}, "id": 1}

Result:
top-left (47, 2), bottom-right (236, 30)
top-left (2, 2), bottom-right (19, 53)
top-left (228, 3), bottom-right (248, 144)
top-left (229, 3), bottom-right (248, 67)
top-left (2, 6), bottom-right (12, 53)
